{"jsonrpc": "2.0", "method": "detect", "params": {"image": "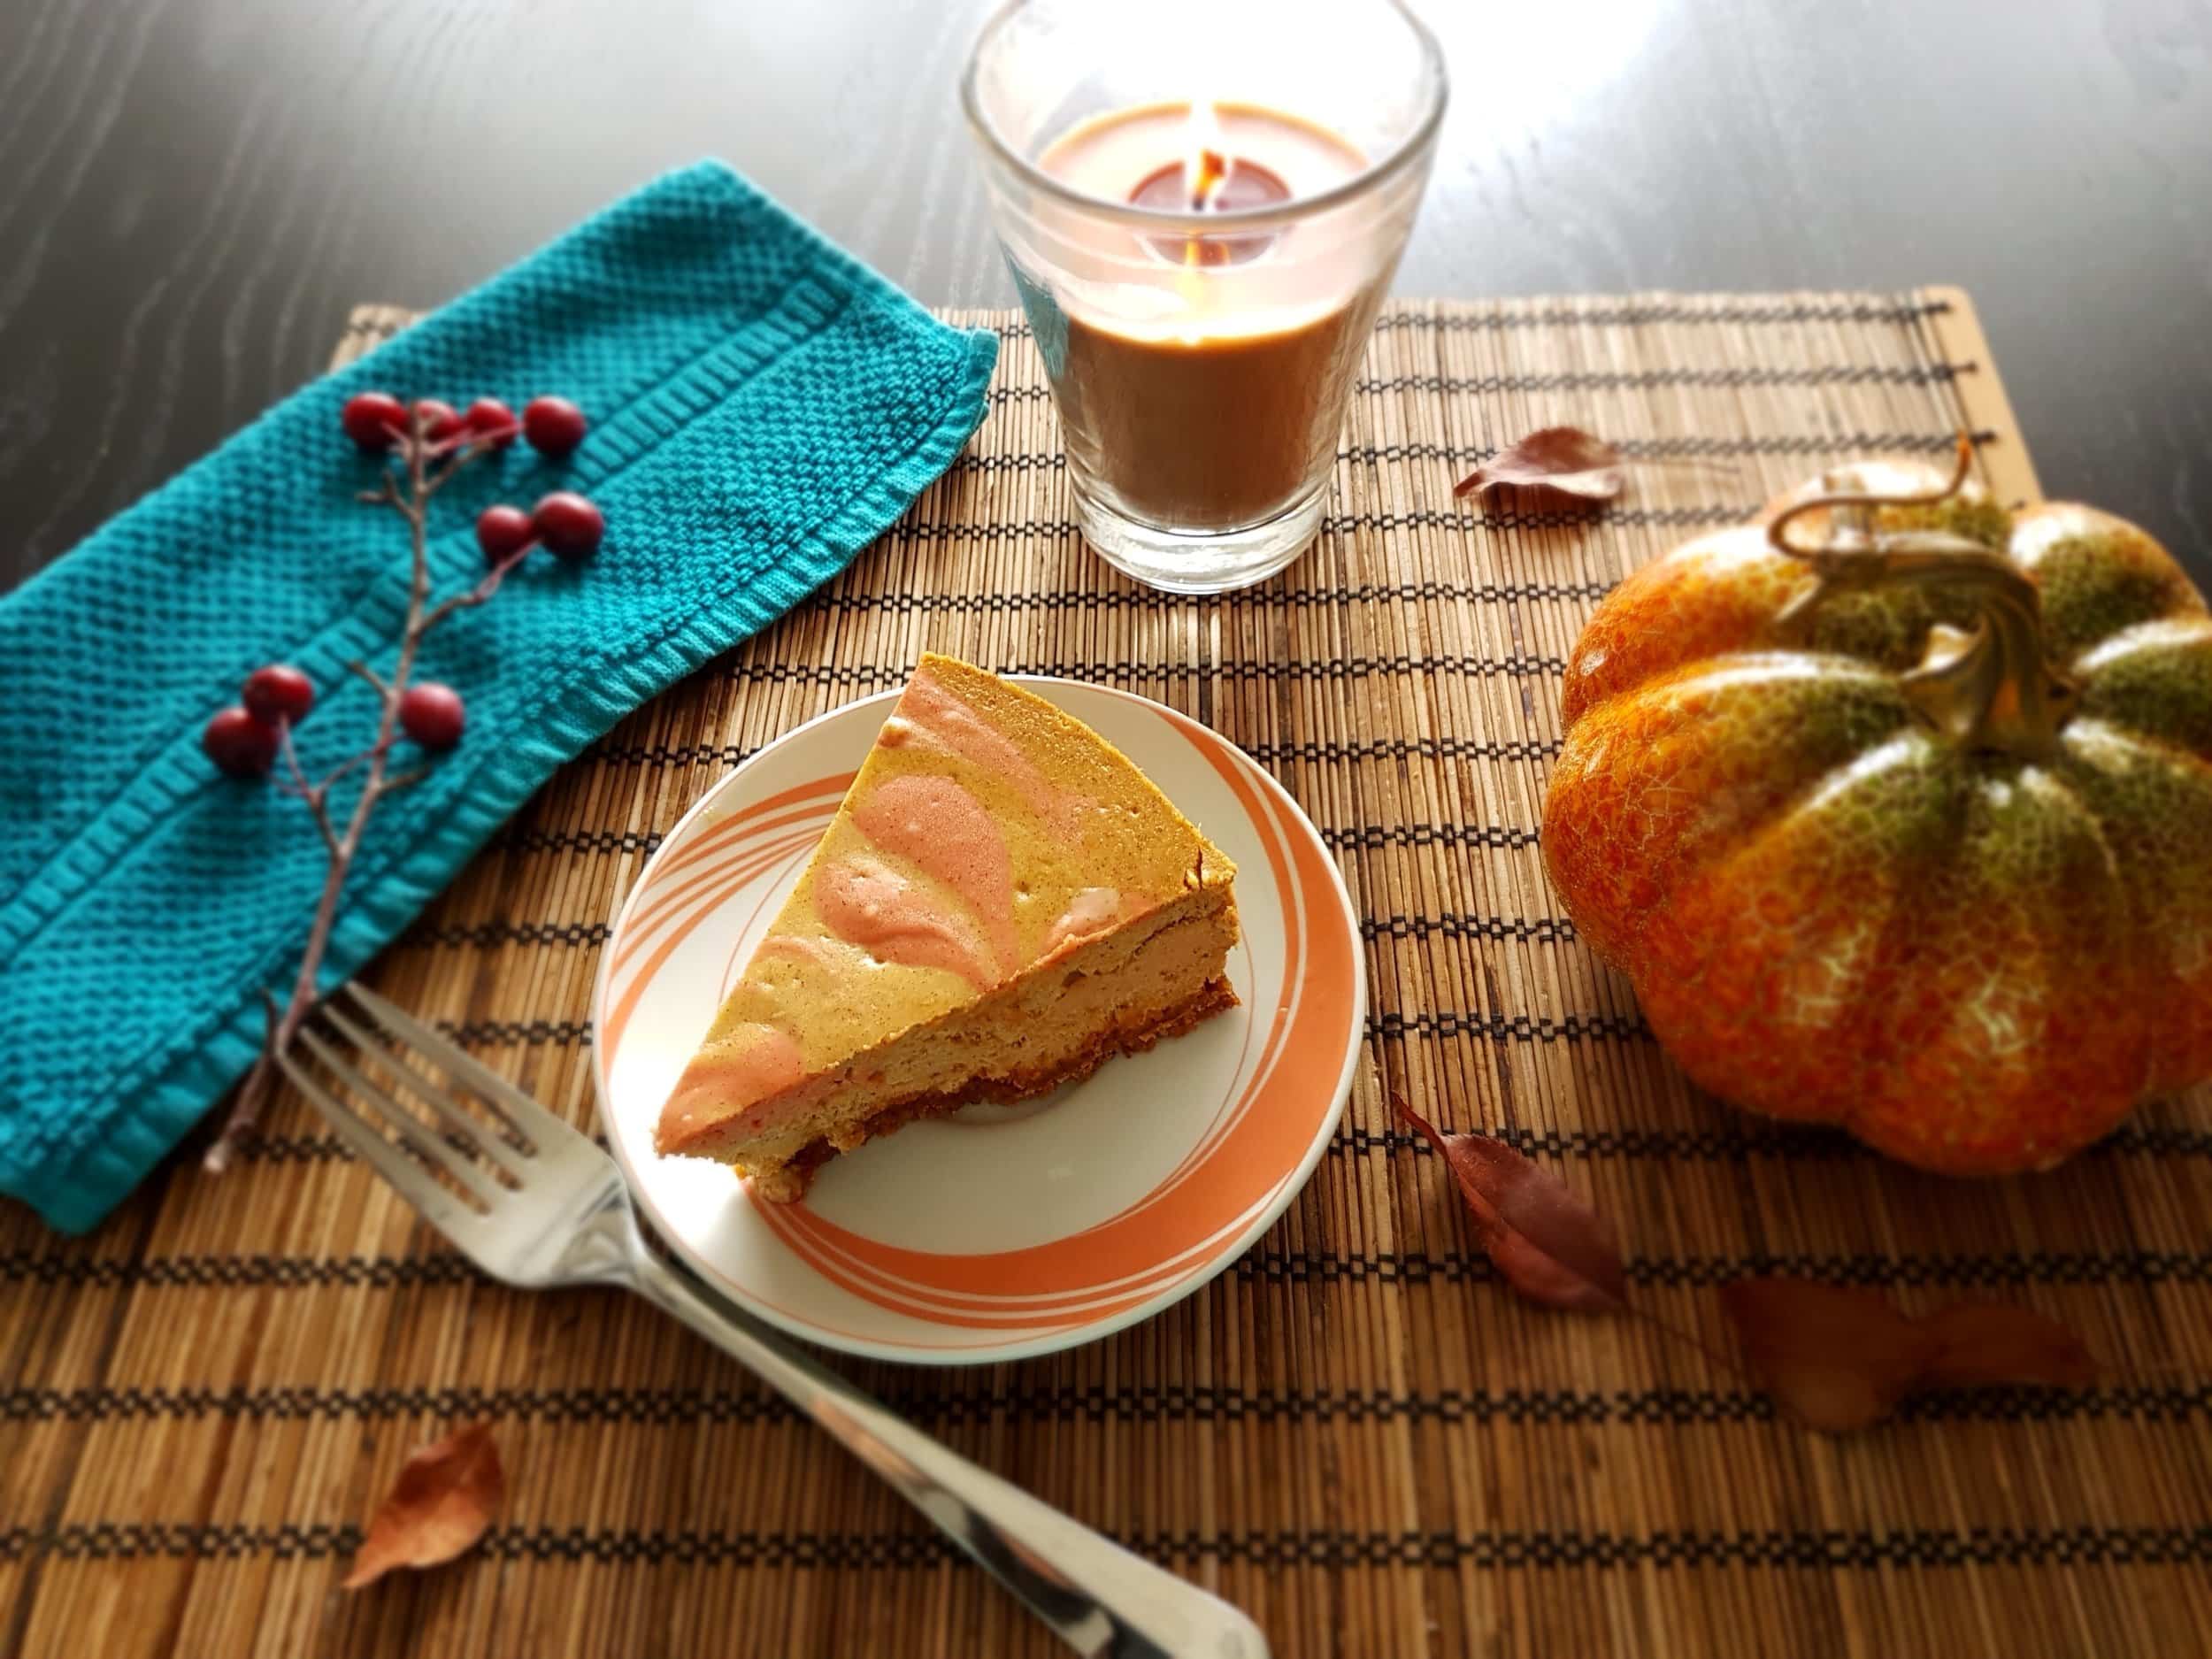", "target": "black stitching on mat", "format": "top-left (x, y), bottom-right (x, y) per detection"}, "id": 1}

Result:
top-left (990, 365), bottom-right (1965, 404)
top-left (401, 920), bottom-right (613, 950)
top-left (234, 1133), bottom-right (357, 1162)
top-left (1344, 1125), bottom-right (1857, 1160)
top-left (944, 452), bottom-right (1069, 475)
top-left (1240, 735), bottom-right (1567, 764)
top-left (1232, 1251), bottom-right (2212, 1290)
top-left (1324, 825), bottom-right (1545, 853)
top-left (8, 1383), bottom-right (2203, 1430)
top-left (791, 580), bottom-right (1619, 615)
top-left (1334, 1123), bottom-right (2212, 1159)
top-left (436, 1019), bottom-right (593, 1048)
top-left (1362, 914), bottom-right (1577, 945)
top-left (561, 734), bottom-right (1567, 777)
top-left (1367, 299), bottom-right (1954, 332)
top-left (1337, 430), bottom-right (1997, 468)
top-left (882, 504), bottom-right (1749, 534)
top-left (1319, 507), bottom-right (1745, 533)
top-left (1352, 365), bottom-right (1963, 396)
top-left (5, 1523), bottom-right (2203, 1569)
top-left (577, 741), bottom-right (764, 767)
top-left (237, 1129), bottom-right (614, 1163)
top-left (488, 826), bottom-right (666, 855)
top-left (1369, 1011), bottom-right (1648, 1042)
top-left (937, 430), bottom-right (1993, 476)
top-left (15, 1249), bottom-right (2205, 1293)
top-left (718, 657), bottom-right (1570, 694)
top-left (0, 1256), bottom-right (482, 1289)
